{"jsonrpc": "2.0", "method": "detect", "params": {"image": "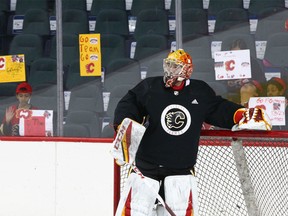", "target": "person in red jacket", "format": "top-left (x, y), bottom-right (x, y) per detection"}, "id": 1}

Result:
top-left (112, 49), bottom-right (271, 215)
top-left (0, 82), bottom-right (37, 136)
